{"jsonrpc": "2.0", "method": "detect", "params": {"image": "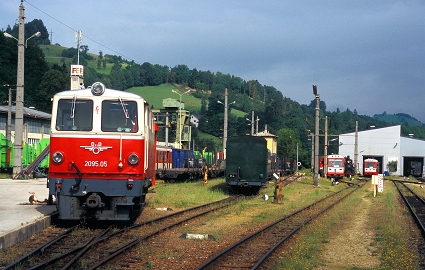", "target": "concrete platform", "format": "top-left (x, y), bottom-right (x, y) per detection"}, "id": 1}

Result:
top-left (0, 178), bottom-right (56, 250)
